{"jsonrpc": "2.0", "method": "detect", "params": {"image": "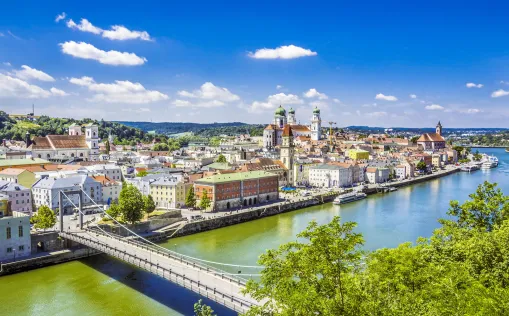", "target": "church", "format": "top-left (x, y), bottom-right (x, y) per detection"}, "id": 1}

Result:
top-left (417, 121), bottom-right (446, 151)
top-left (263, 105), bottom-right (321, 149)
